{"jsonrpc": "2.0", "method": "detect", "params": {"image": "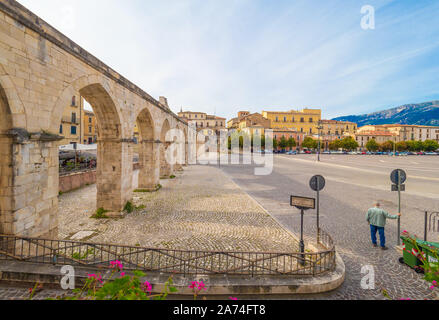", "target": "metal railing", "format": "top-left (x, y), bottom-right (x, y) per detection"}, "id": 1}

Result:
top-left (0, 231), bottom-right (336, 277)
